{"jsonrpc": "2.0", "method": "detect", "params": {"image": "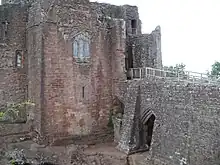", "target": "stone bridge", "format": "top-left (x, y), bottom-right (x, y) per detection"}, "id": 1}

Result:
top-left (114, 67), bottom-right (220, 165)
